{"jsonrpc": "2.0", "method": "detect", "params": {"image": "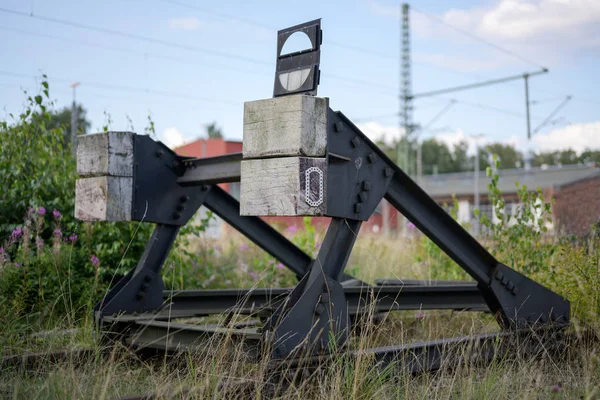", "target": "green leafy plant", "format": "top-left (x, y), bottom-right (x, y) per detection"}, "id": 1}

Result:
top-left (477, 156), bottom-right (556, 276)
